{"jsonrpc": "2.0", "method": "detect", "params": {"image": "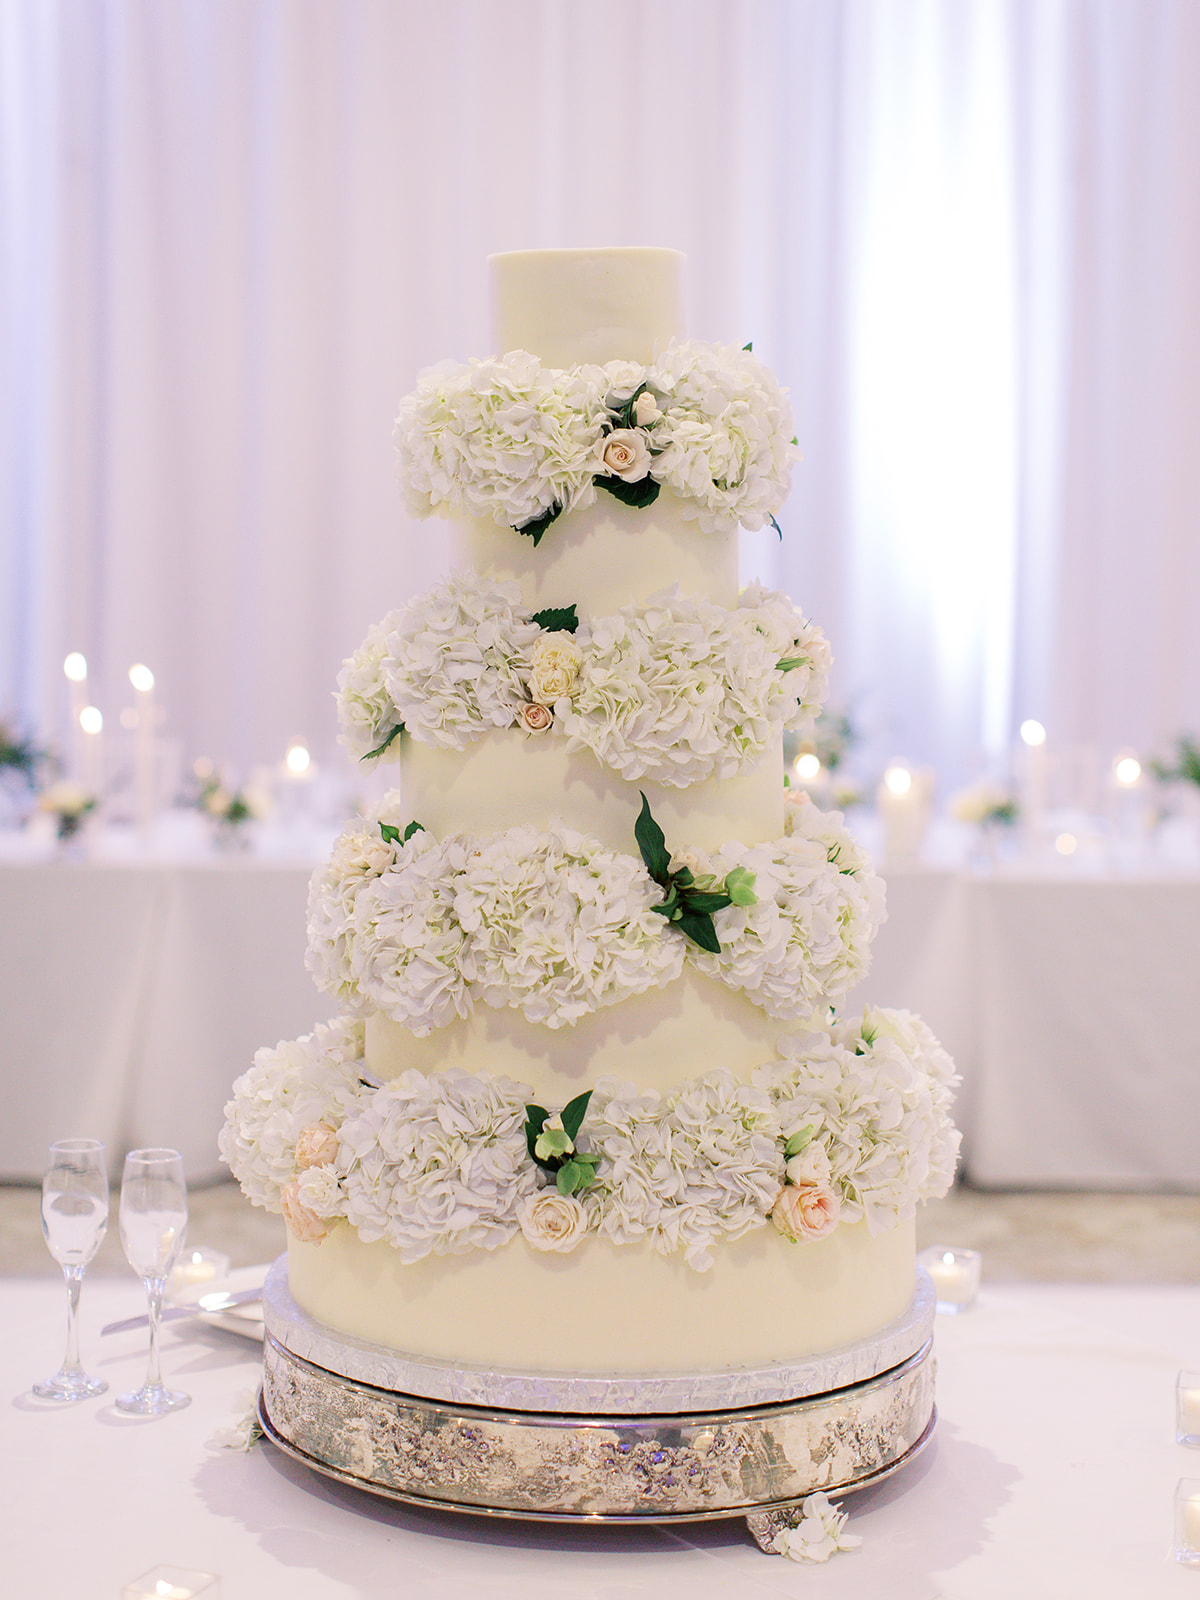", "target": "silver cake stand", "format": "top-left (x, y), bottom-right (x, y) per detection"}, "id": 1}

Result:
top-left (257, 1258), bottom-right (937, 1551)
